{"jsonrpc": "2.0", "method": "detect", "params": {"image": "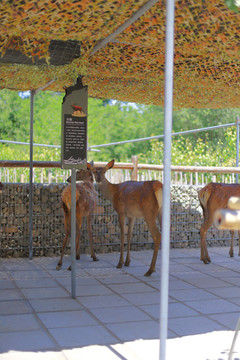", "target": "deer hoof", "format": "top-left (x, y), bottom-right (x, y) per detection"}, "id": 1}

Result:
top-left (76, 255), bottom-right (80, 260)
top-left (67, 266), bottom-right (71, 271)
top-left (92, 255), bottom-right (99, 262)
top-left (144, 269), bottom-right (154, 277)
top-left (56, 264), bottom-right (62, 271)
top-left (124, 260), bottom-right (130, 267)
top-left (116, 263), bottom-right (123, 269)
top-left (202, 258), bottom-right (211, 264)
top-left (229, 251), bottom-right (234, 258)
